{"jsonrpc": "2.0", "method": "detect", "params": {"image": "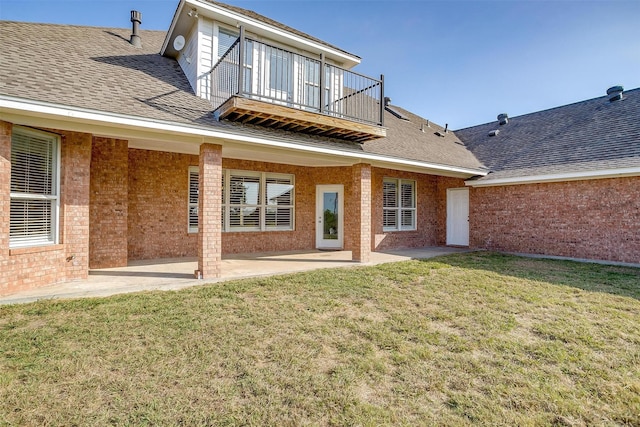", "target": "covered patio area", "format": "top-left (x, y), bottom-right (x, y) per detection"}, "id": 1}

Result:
top-left (0, 247), bottom-right (470, 305)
